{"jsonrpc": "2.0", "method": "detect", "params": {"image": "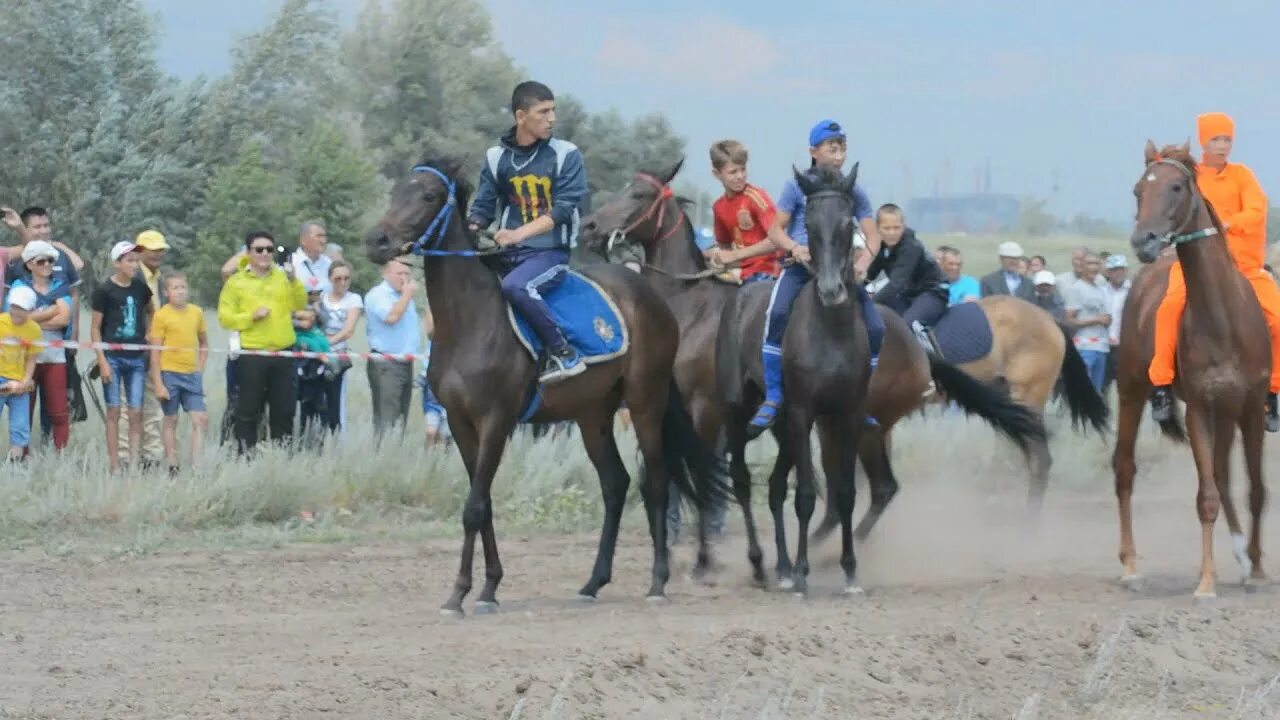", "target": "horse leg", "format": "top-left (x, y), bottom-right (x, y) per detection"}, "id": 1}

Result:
top-left (575, 410), bottom-right (632, 600)
top-left (818, 417), bottom-right (861, 593)
top-left (443, 416), bottom-right (509, 616)
top-left (855, 428), bottom-right (899, 542)
top-left (1112, 391), bottom-right (1145, 583)
top-left (728, 421), bottom-right (766, 587)
top-left (768, 422), bottom-right (796, 588)
top-left (1239, 408), bottom-right (1268, 586)
top-left (630, 402), bottom-right (672, 599)
top-left (787, 405), bottom-right (818, 595)
top-left (1020, 434), bottom-right (1052, 523)
top-left (1211, 415), bottom-right (1247, 578)
top-left (1184, 405), bottom-right (1221, 600)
